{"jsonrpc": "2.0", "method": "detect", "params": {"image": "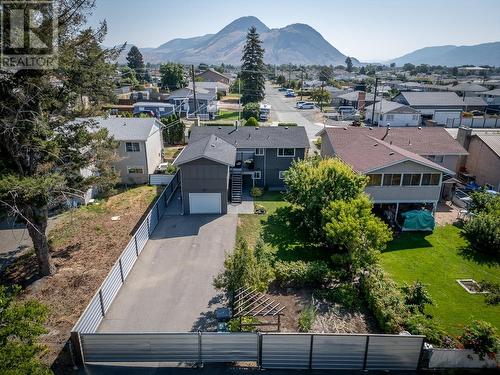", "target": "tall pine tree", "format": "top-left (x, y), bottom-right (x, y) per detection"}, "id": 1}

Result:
top-left (126, 46), bottom-right (145, 81)
top-left (241, 26), bottom-right (265, 105)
